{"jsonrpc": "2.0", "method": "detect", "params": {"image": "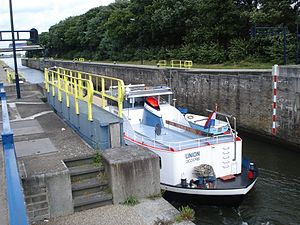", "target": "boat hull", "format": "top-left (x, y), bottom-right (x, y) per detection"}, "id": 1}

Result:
top-left (163, 190), bottom-right (245, 206)
top-left (162, 177), bottom-right (257, 206)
